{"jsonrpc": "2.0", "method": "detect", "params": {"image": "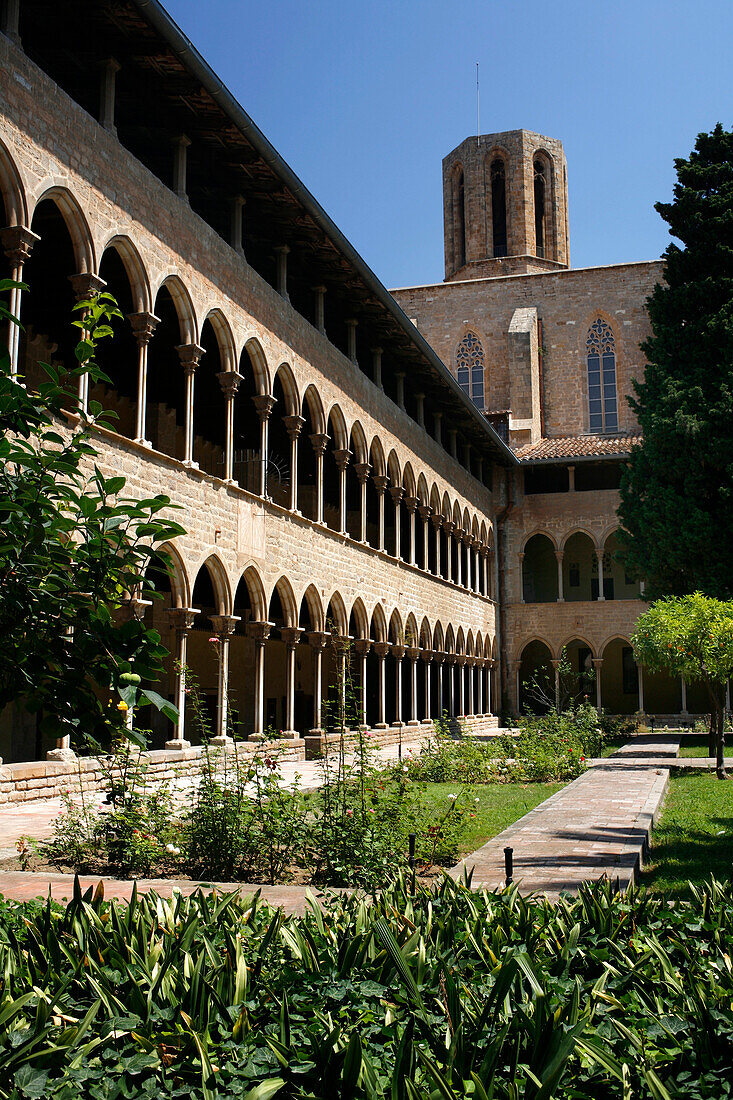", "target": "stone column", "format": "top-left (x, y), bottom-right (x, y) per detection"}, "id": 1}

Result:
top-left (210, 614), bottom-right (239, 744)
top-left (456, 656), bottom-right (467, 717)
top-left (333, 634), bottom-right (351, 733)
top-left (415, 391), bottom-right (425, 429)
top-left (434, 410), bottom-right (443, 446)
top-left (230, 195), bottom-right (245, 256)
top-left (467, 658), bottom-right (475, 717)
top-left (249, 621), bottom-right (272, 739)
top-left (307, 631), bottom-right (328, 734)
top-left (390, 485), bottom-right (404, 558)
top-left (419, 504), bottom-right (432, 571)
top-left (373, 641), bottom-right (390, 728)
top-left (252, 394), bottom-right (276, 498)
top-left (552, 659), bottom-right (561, 712)
top-left (638, 664), bottom-right (645, 713)
top-left (280, 627), bottom-right (304, 737)
top-left (345, 318), bottom-right (358, 364)
top-left (372, 474), bottom-right (388, 550)
top-left (443, 520), bottom-right (455, 581)
top-left (555, 550), bottom-right (565, 602)
top-left (217, 369), bottom-right (243, 482)
top-left (164, 607), bottom-right (198, 749)
top-left (176, 342), bottom-right (204, 465)
top-left (172, 135), bottom-right (191, 202)
top-left (446, 654), bottom-right (456, 716)
top-left (354, 462), bottom-right (371, 542)
top-left (593, 658), bottom-right (603, 709)
top-left (274, 245), bottom-right (290, 301)
top-left (595, 549), bottom-right (606, 601)
top-left (128, 311), bottom-right (159, 445)
top-left (354, 638), bottom-right (371, 728)
top-left (308, 433), bottom-right (329, 523)
top-left (371, 346), bottom-right (383, 389)
top-left (448, 428), bottom-right (458, 458)
top-left (333, 448), bottom-right (352, 534)
top-left (432, 513), bottom-right (443, 577)
top-left (406, 646), bottom-right (420, 725)
top-left (483, 547), bottom-right (491, 598)
top-left (395, 371), bottom-right (406, 410)
top-left (487, 659), bottom-right (495, 715)
top-left (514, 659), bottom-right (522, 714)
top-left (1, 225), bottom-right (38, 377)
top-left (405, 496), bottom-right (419, 566)
top-left (283, 414), bottom-right (305, 511)
top-left (421, 649), bottom-right (433, 722)
top-left (455, 530), bottom-right (463, 587)
top-left (69, 273), bottom-right (106, 413)
top-left (435, 651), bottom-right (446, 717)
top-left (312, 285), bottom-right (326, 335)
top-left (463, 533), bottom-right (472, 590)
top-left (568, 464), bottom-right (576, 491)
top-left (518, 551), bottom-right (525, 603)
top-left (391, 643), bottom-right (405, 725)
top-left (99, 57), bottom-right (120, 133)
